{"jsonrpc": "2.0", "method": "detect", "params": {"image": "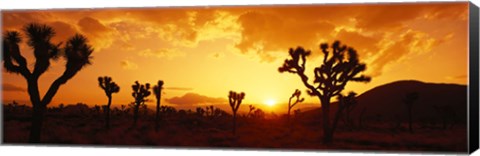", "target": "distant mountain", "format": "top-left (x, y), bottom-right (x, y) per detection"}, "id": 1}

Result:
top-left (302, 80), bottom-right (467, 124)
